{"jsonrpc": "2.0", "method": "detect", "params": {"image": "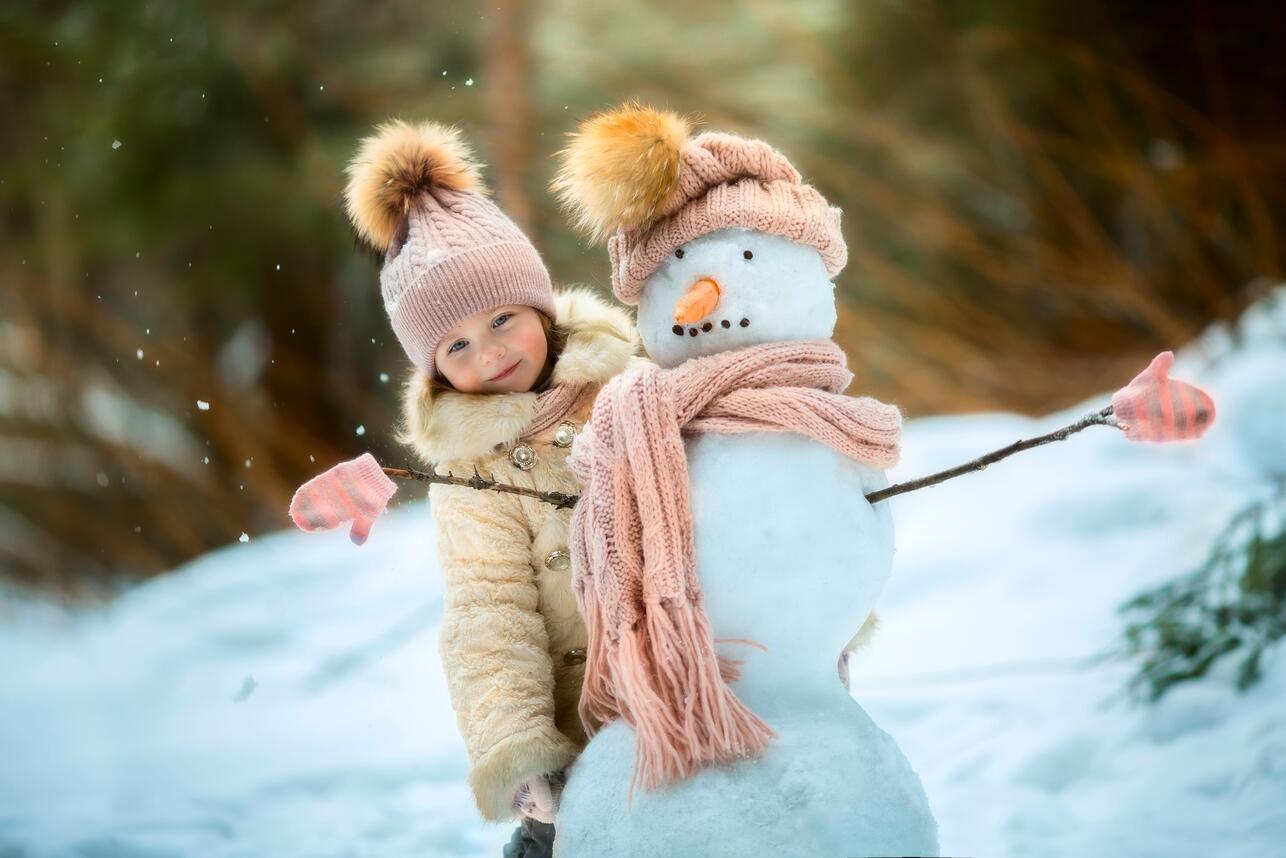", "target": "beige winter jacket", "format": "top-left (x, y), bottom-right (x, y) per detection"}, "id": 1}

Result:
top-left (400, 287), bottom-right (643, 822)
